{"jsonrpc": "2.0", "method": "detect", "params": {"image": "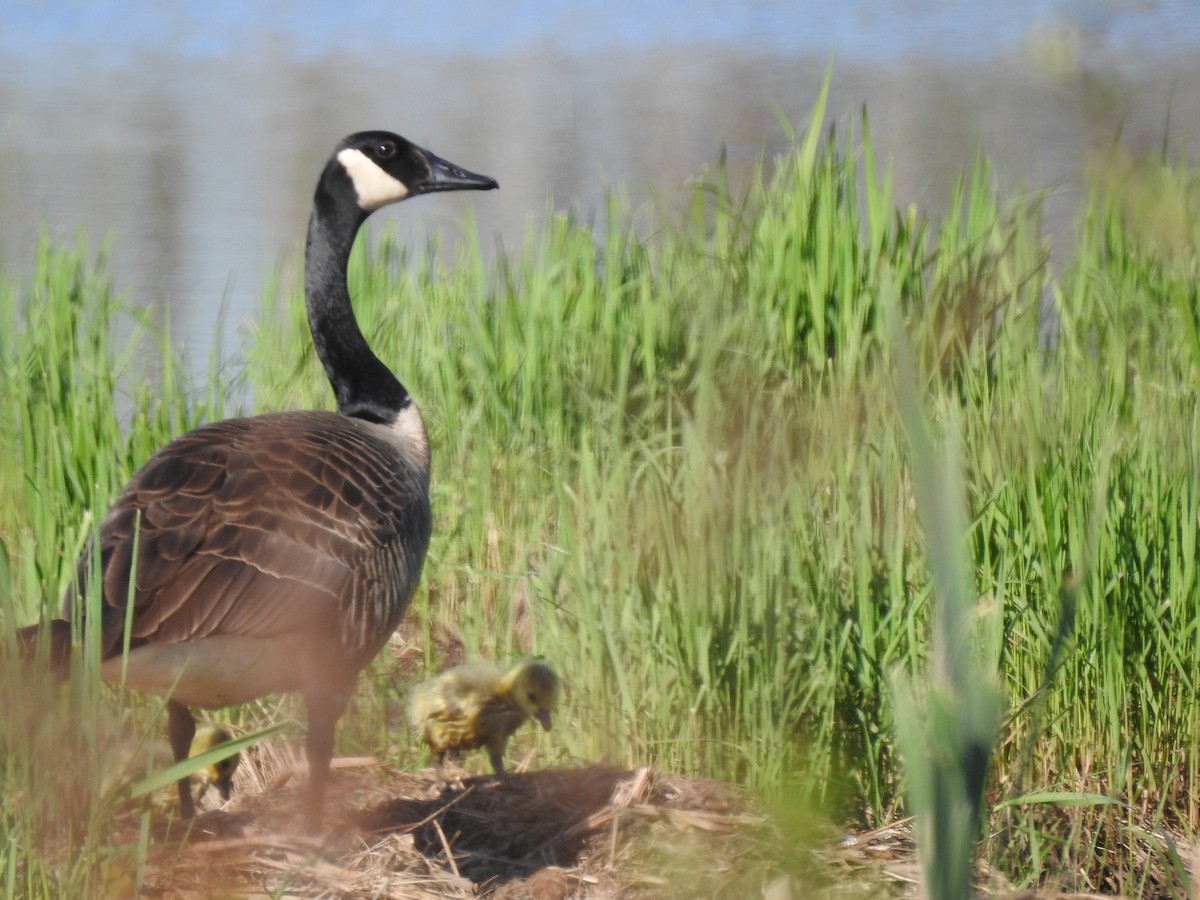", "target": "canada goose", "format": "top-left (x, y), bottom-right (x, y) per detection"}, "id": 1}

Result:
top-left (17, 131), bottom-right (498, 830)
top-left (408, 660), bottom-right (561, 782)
